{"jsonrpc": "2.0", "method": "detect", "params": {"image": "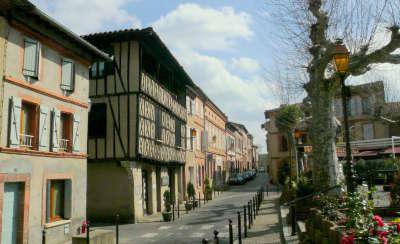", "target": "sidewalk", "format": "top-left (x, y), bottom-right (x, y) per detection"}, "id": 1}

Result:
top-left (242, 190), bottom-right (282, 244)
